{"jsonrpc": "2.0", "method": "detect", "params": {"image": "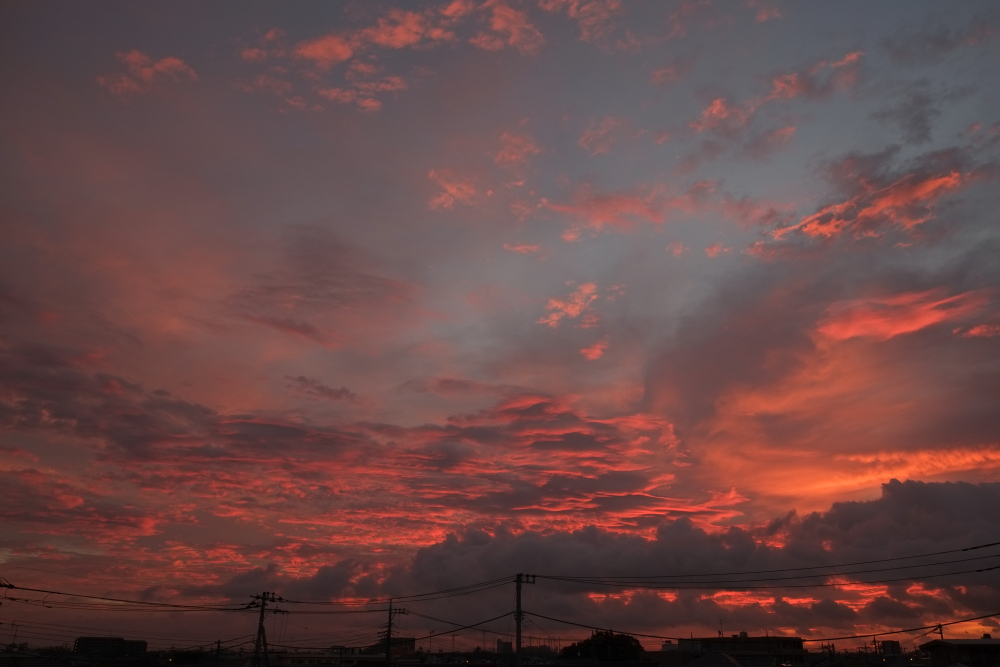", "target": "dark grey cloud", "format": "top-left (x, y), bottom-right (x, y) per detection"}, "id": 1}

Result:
top-left (882, 12), bottom-right (1000, 66)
